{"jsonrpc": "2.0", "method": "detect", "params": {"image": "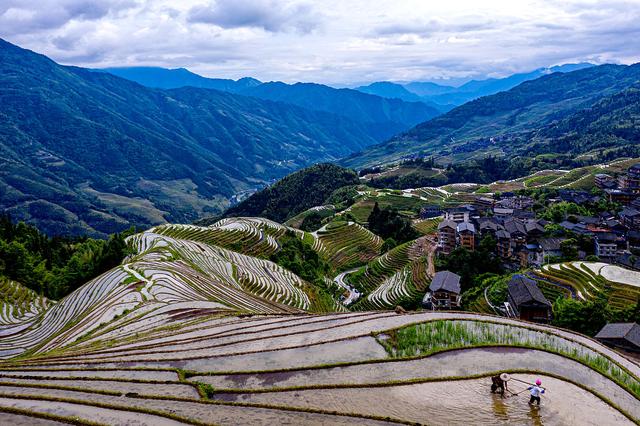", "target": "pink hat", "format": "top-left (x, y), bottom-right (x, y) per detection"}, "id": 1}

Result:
top-left (536, 379), bottom-right (542, 386)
